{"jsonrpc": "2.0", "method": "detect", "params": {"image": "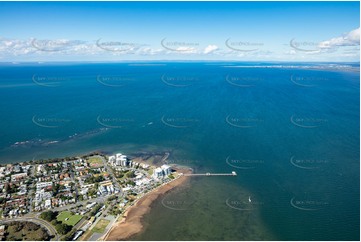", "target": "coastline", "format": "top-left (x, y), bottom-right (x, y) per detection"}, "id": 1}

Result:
top-left (104, 167), bottom-right (191, 241)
